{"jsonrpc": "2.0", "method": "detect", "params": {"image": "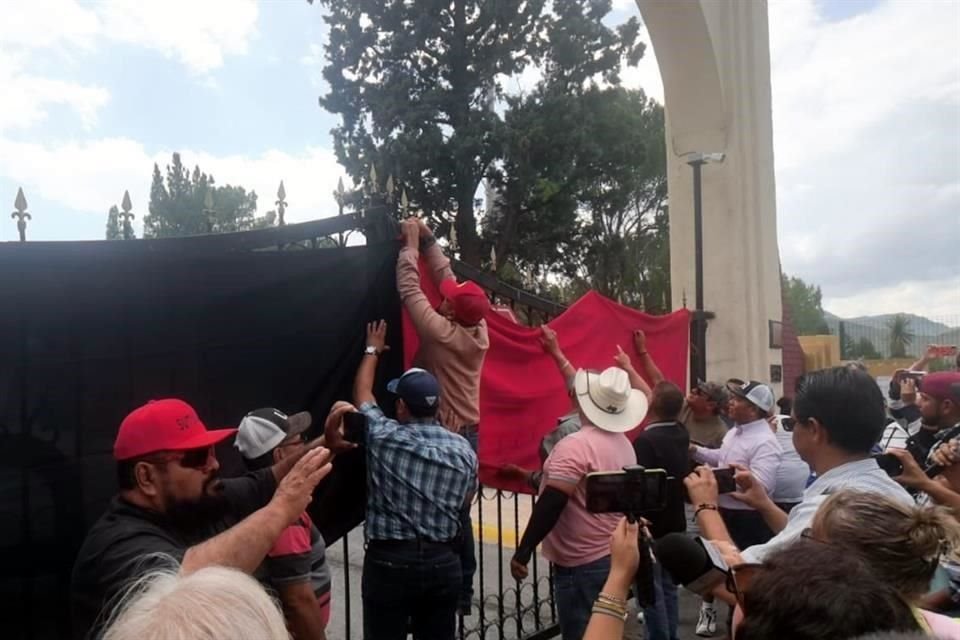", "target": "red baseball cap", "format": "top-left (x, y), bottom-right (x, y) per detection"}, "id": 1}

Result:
top-left (113, 399), bottom-right (238, 461)
top-left (921, 372), bottom-right (960, 403)
top-left (439, 278), bottom-right (490, 326)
